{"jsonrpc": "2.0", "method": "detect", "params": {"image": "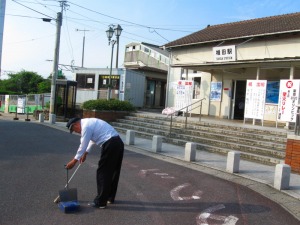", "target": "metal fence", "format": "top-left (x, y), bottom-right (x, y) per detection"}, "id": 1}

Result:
top-left (0, 93), bottom-right (51, 114)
